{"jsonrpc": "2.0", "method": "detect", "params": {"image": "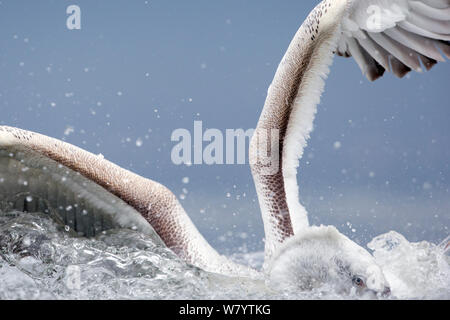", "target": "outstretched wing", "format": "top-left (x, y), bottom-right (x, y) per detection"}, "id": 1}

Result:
top-left (0, 126), bottom-right (253, 276)
top-left (338, 0), bottom-right (450, 80)
top-left (251, 1), bottom-right (350, 262)
top-left (0, 141), bottom-right (162, 242)
top-left (252, 0), bottom-right (449, 264)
